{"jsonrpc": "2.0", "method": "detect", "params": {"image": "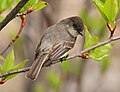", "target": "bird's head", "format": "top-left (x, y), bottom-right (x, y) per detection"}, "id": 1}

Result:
top-left (61, 16), bottom-right (84, 38)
